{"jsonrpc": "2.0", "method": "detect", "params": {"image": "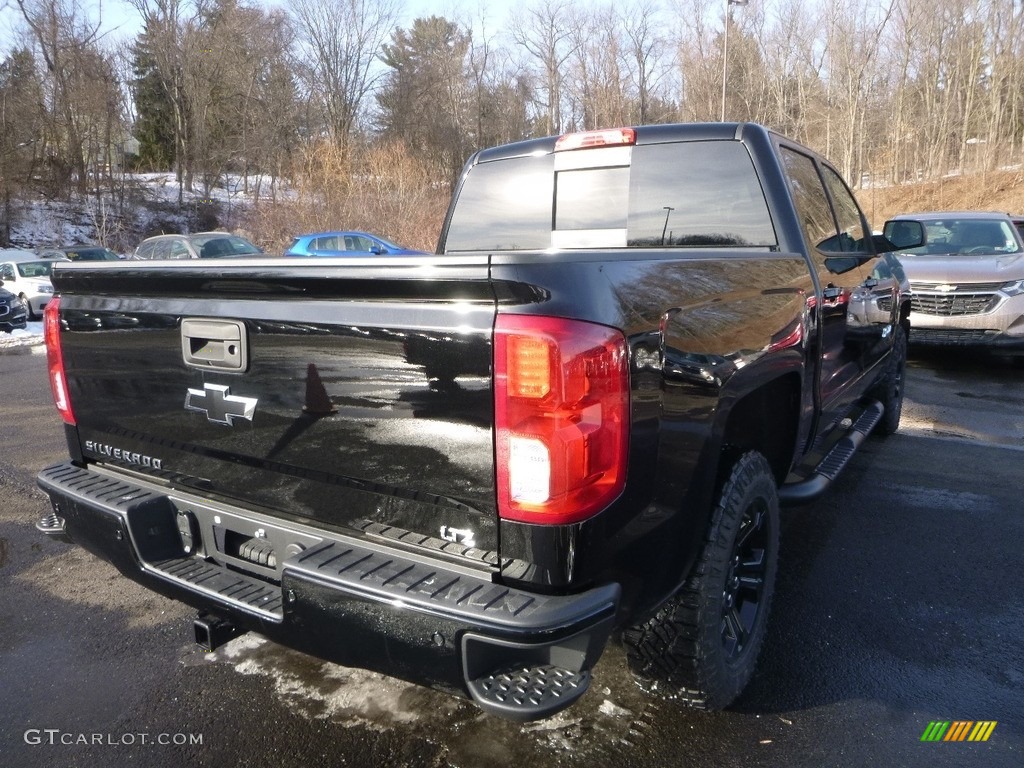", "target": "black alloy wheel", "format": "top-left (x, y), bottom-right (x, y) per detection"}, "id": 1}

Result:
top-left (721, 498), bottom-right (770, 661)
